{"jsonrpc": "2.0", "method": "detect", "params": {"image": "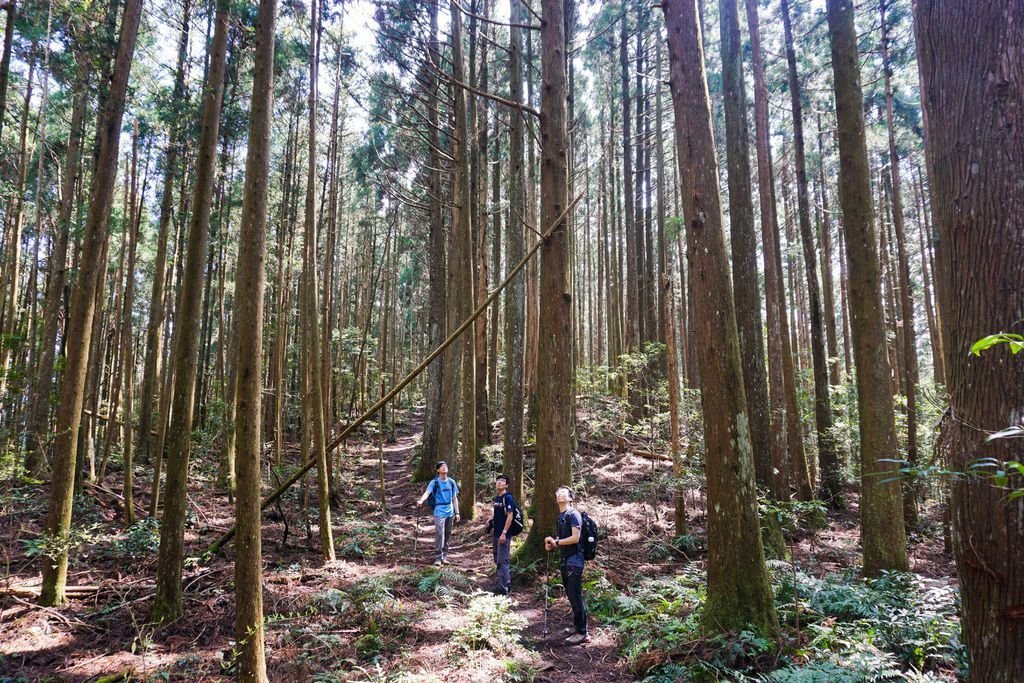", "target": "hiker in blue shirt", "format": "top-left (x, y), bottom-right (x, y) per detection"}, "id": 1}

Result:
top-left (417, 461), bottom-right (460, 566)
top-left (488, 474), bottom-right (516, 595)
top-left (544, 486), bottom-right (588, 644)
